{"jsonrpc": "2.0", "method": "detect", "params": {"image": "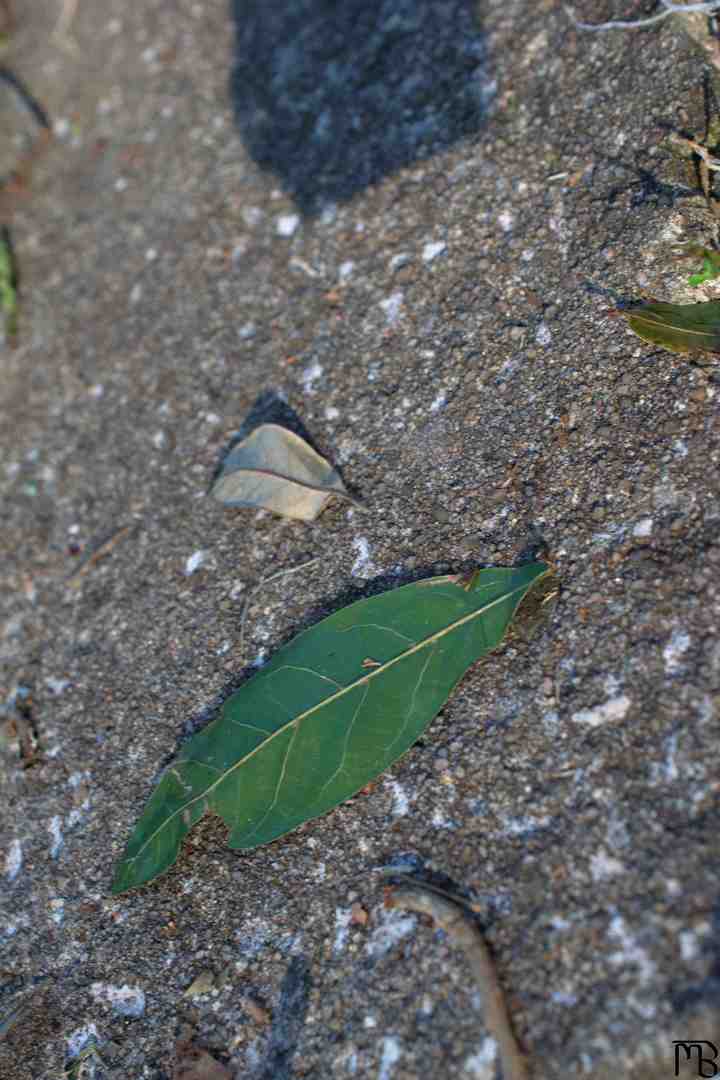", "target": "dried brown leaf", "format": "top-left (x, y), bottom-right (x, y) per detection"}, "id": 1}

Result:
top-left (211, 423), bottom-right (351, 521)
top-left (172, 1038), bottom-right (232, 1080)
